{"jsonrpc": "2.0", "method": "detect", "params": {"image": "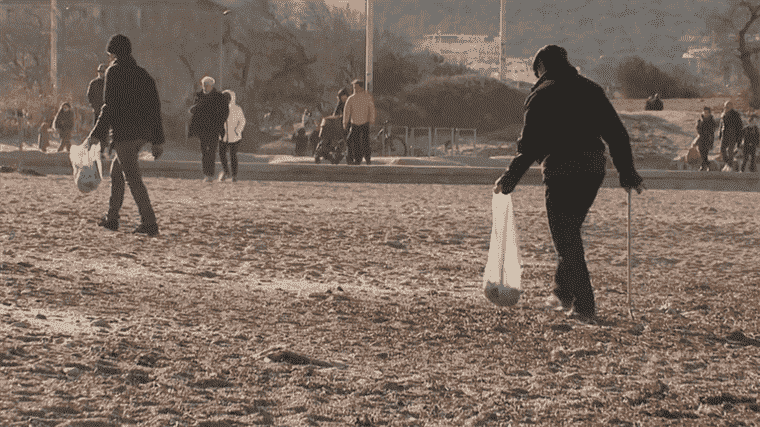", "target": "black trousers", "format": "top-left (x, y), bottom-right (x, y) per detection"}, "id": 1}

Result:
top-left (198, 134), bottom-right (219, 177)
top-left (347, 123), bottom-right (370, 164)
top-left (219, 141), bottom-right (240, 177)
top-left (545, 167), bottom-right (605, 317)
top-left (108, 139), bottom-right (157, 225)
top-left (698, 142), bottom-right (713, 171)
top-left (741, 145), bottom-right (757, 172)
top-left (721, 142), bottom-right (737, 168)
